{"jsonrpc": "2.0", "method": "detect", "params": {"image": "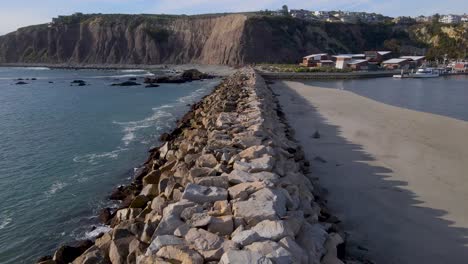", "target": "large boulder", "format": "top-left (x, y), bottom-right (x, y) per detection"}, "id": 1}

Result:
top-left (156, 245), bottom-right (204, 264)
top-left (224, 170), bottom-right (279, 184)
top-left (196, 154), bottom-right (218, 168)
top-left (146, 235), bottom-right (185, 256)
top-left (181, 183), bottom-right (227, 204)
top-left (109, 237), bottom-right (134, 264)
top-left (72, 246), bottom-right (110, 264)
top-left (245, 241), bottom-right (294, 264)
top-left (219, 250), bottom-right (272, 264)
top-left (296, 223), bottom-right (329, 264)
top-left (53, 240), bottom-right (93, 264)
